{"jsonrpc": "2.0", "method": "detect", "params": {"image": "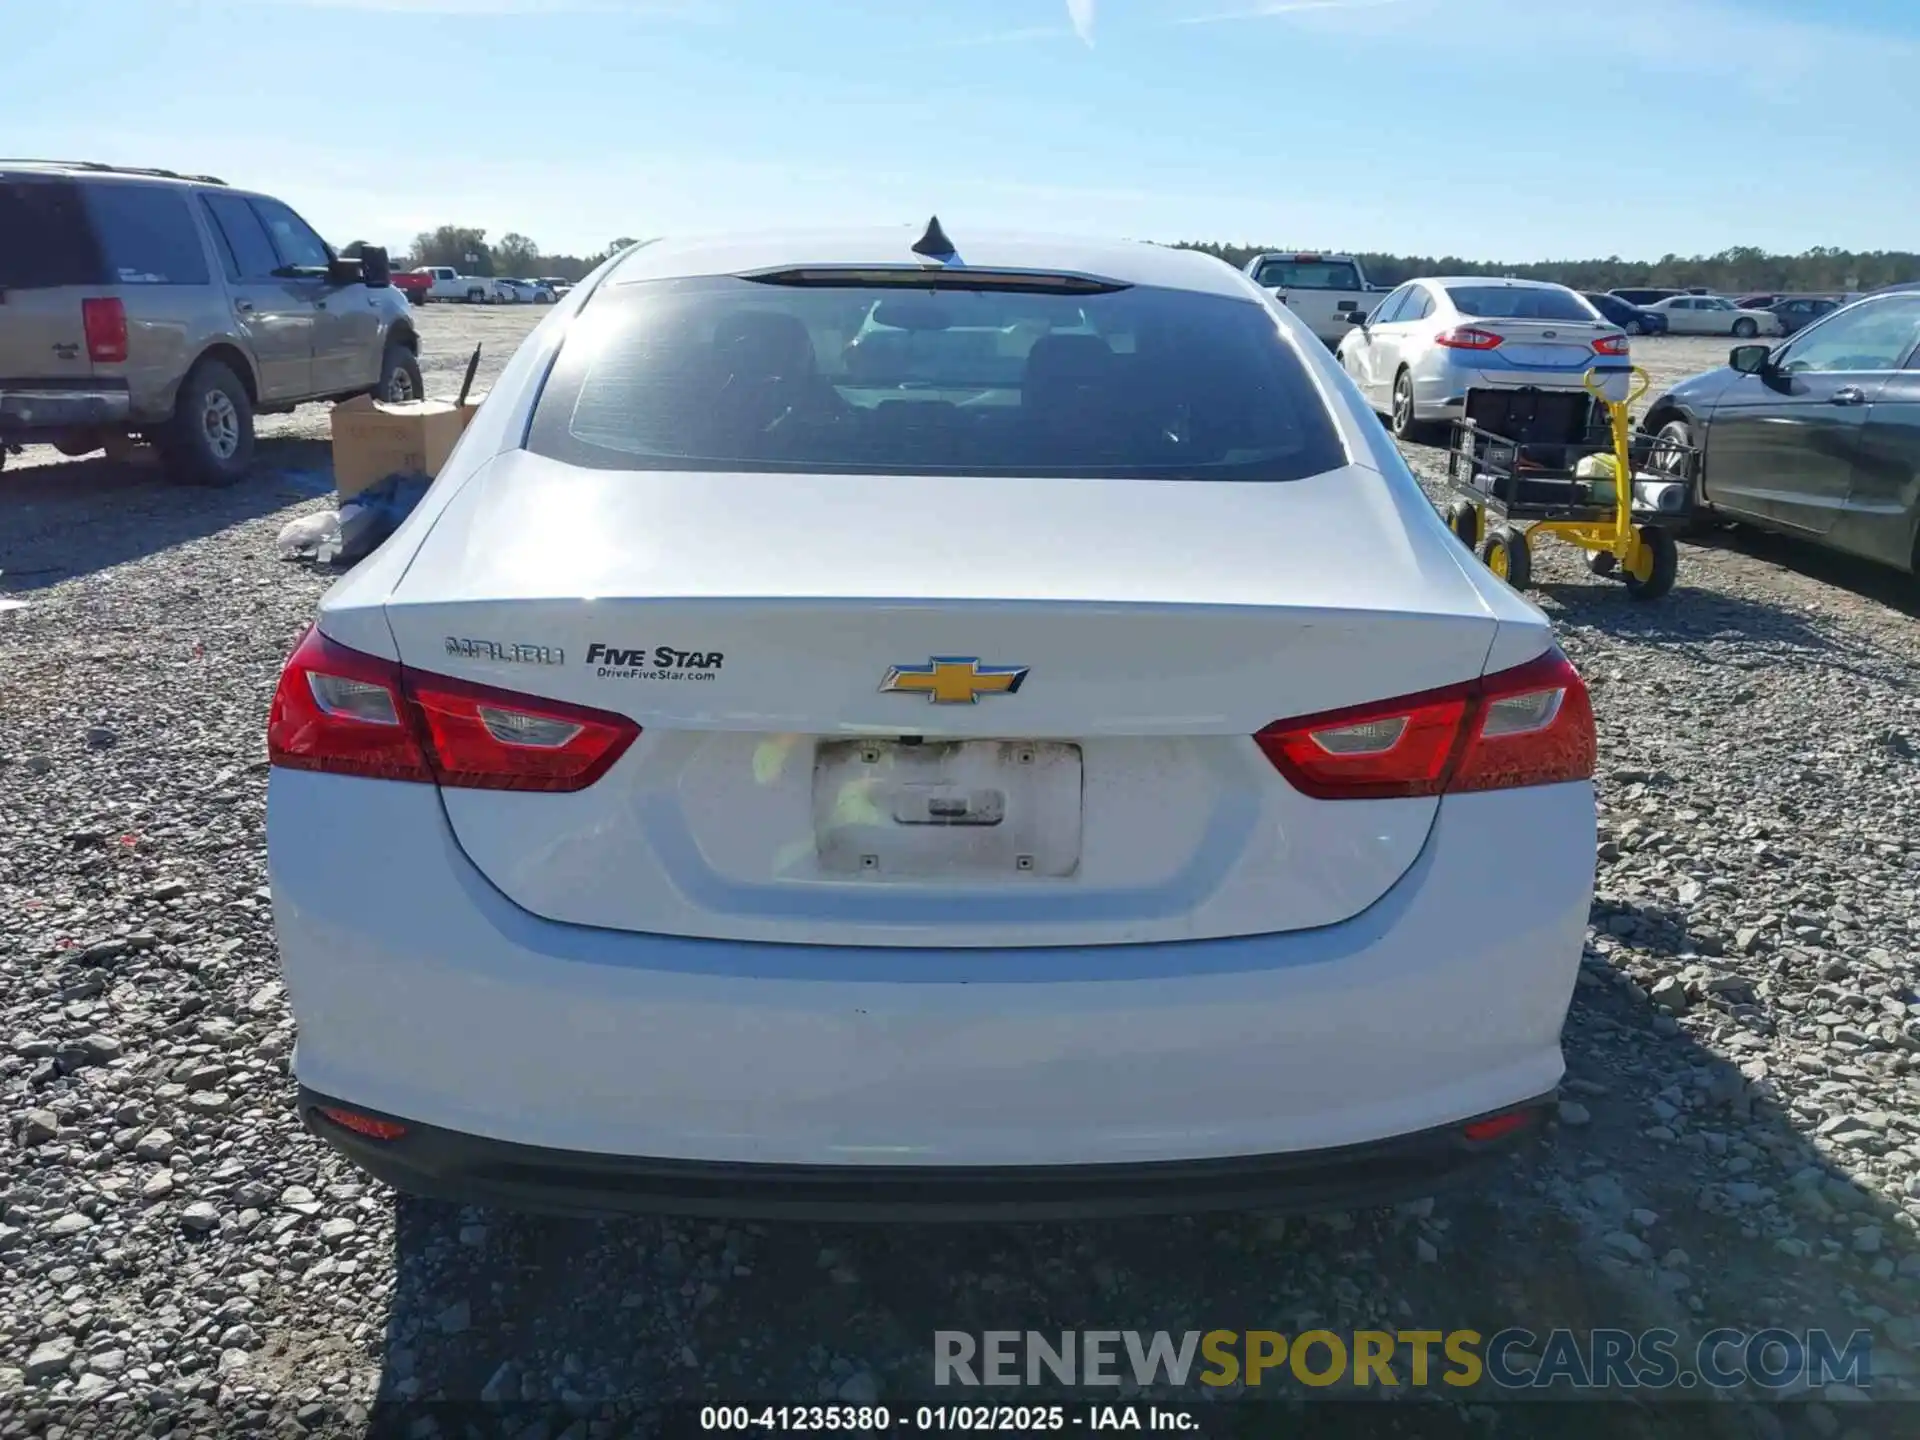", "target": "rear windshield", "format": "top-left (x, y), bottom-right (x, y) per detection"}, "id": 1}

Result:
top-left (0, 177), bottom-right (209, 289)
top-left (1251, 258), bottom-right (1362, 291)
top-left (1445, 286), bottom-right (1596, 322)
top-left (527, 277), bottom-right (1347, 481)
top-left (0, 180), bottom-right (102, 288)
